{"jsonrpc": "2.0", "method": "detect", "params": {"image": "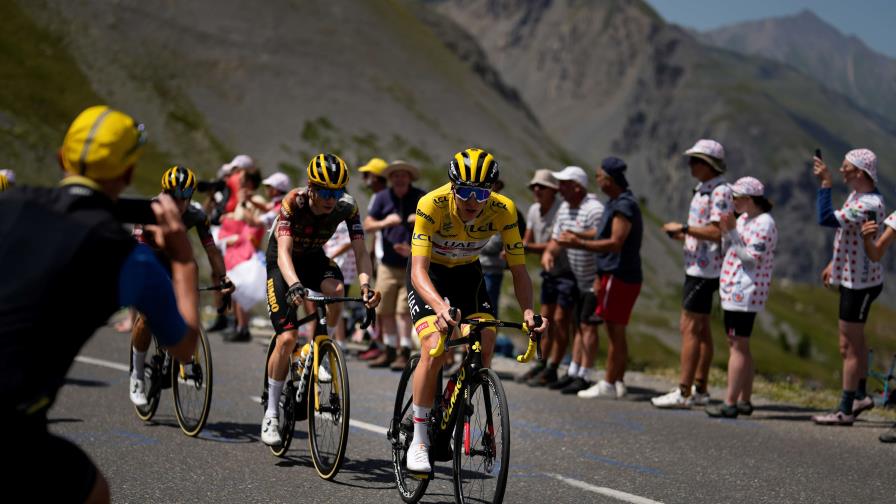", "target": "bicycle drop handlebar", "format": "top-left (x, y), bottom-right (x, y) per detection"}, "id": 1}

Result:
top-left (303, 295), bottom-right (377, 330)
top-left (427, 309), bottom-right (544, 362)
top-left (199, 283), bottom-right (233, 314)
